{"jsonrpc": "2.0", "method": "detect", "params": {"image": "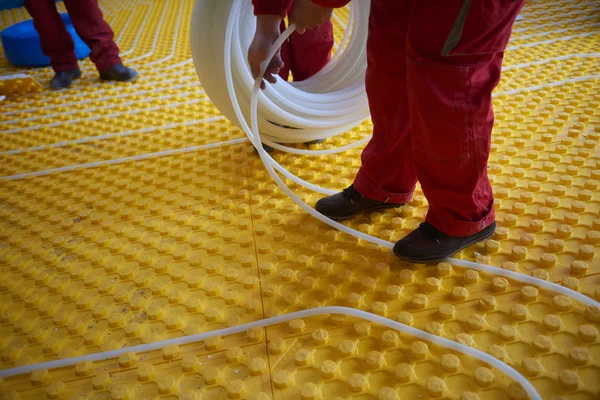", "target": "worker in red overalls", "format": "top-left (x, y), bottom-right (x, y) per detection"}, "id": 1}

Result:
top-left (24, 0), bottom-right (138, 90)
top-left (249, 0), bottom-right (334, 151)
top-left (250, 0), bottom-right (525, 263)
